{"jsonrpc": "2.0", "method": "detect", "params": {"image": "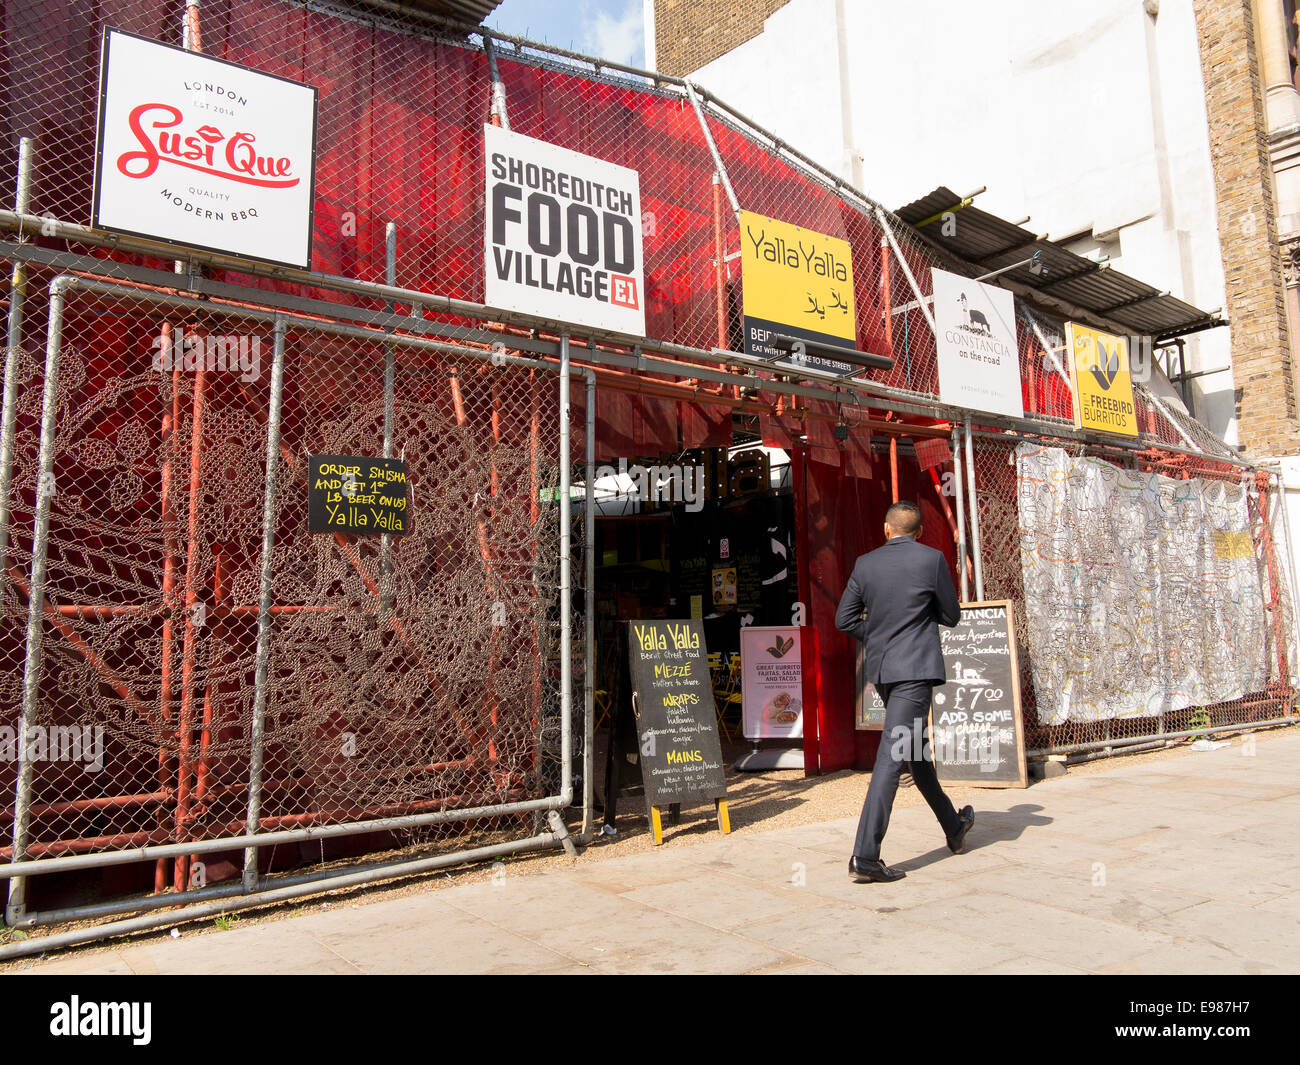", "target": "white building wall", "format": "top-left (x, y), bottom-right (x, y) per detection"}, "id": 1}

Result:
top-left (681, 0), bottom-right (1236, 441)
